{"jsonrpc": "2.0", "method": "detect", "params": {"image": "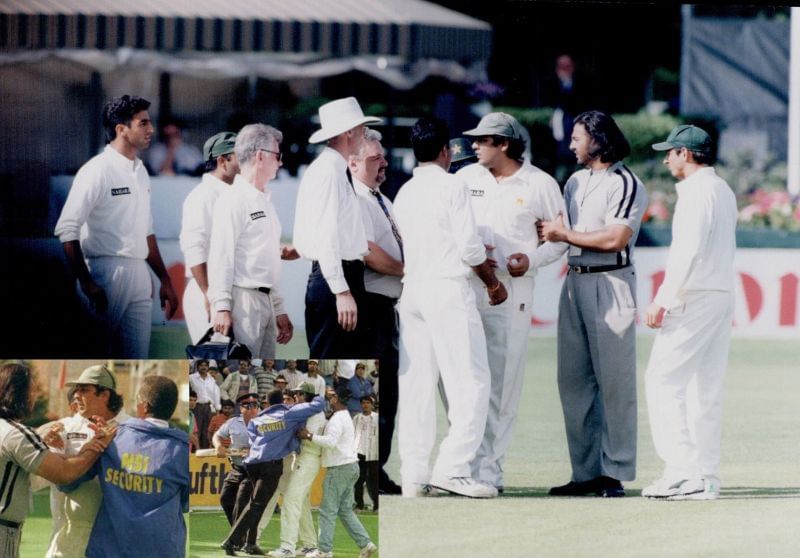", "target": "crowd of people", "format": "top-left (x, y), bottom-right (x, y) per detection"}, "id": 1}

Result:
top-left (190, 358), bottom-right (379, 556)
top-left (0, 363), bottom-right (188, 558)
